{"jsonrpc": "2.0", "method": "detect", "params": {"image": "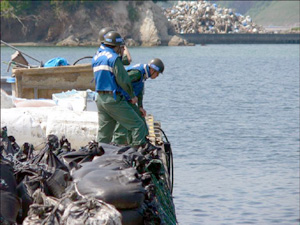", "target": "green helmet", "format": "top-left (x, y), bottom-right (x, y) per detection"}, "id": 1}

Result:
top-left (99, 27), bottom-right (114, 43)
top-left (149, 58), bottom-right (164, 73)
top-left (103, 31), bottom-right (125, 47)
